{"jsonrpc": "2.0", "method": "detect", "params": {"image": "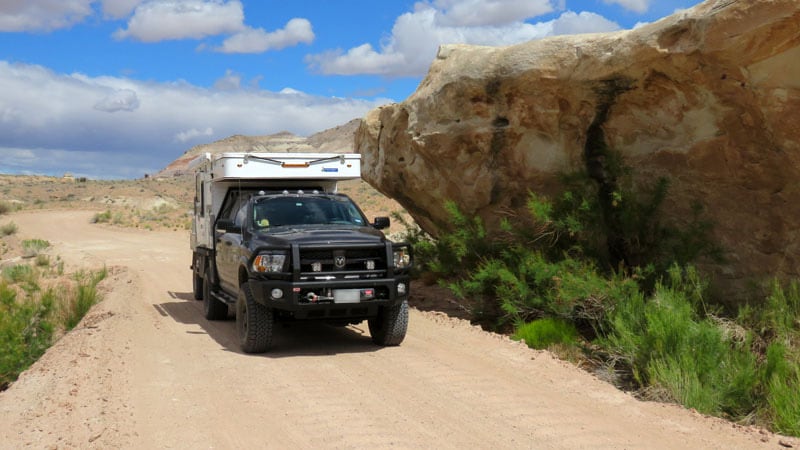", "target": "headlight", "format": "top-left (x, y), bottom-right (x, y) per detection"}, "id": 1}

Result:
top-left (393, 246), bottom-right (411, 270)
top-left (252, 252), bottom-right (287, 273)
